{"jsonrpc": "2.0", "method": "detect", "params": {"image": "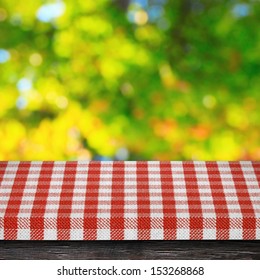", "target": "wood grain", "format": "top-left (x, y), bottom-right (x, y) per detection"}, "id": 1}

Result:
top-left (0, 241), bottom-right (259, 260)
